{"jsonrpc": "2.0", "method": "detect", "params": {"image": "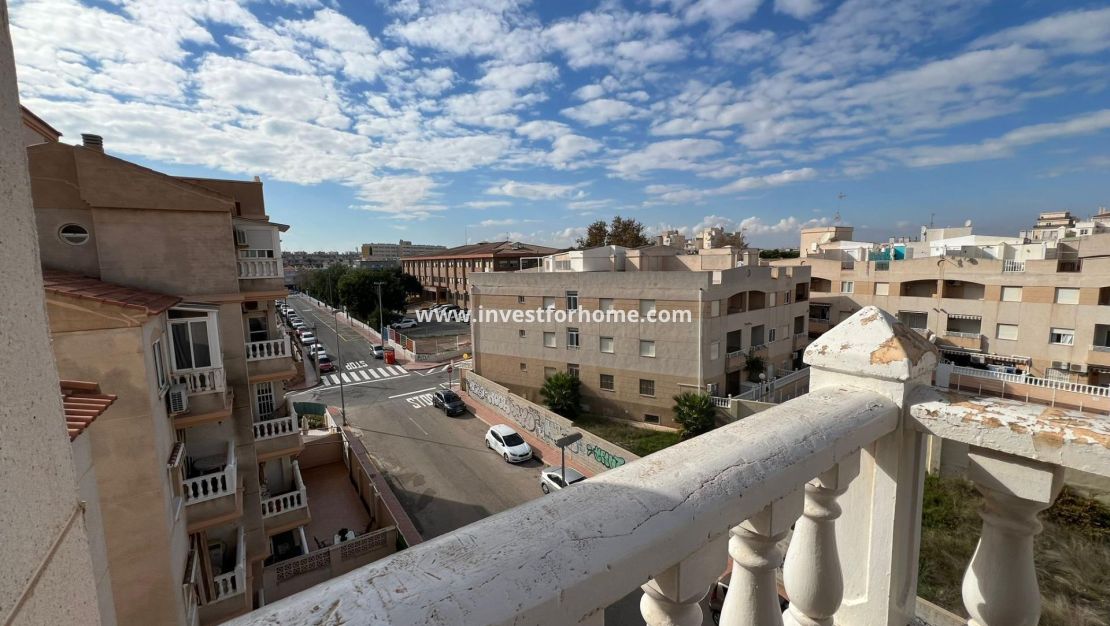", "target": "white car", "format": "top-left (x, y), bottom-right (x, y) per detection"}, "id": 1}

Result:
top-left (308, 344), bottom-right (326, 359)
top-left (539, 466), bottom-right (586, 494)
top-left (392, 318), bottom-right (418, 329)
top-left (485, 425), bottom-right (533, 463)
top-left (300, 331), bottom-right (317, 346)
